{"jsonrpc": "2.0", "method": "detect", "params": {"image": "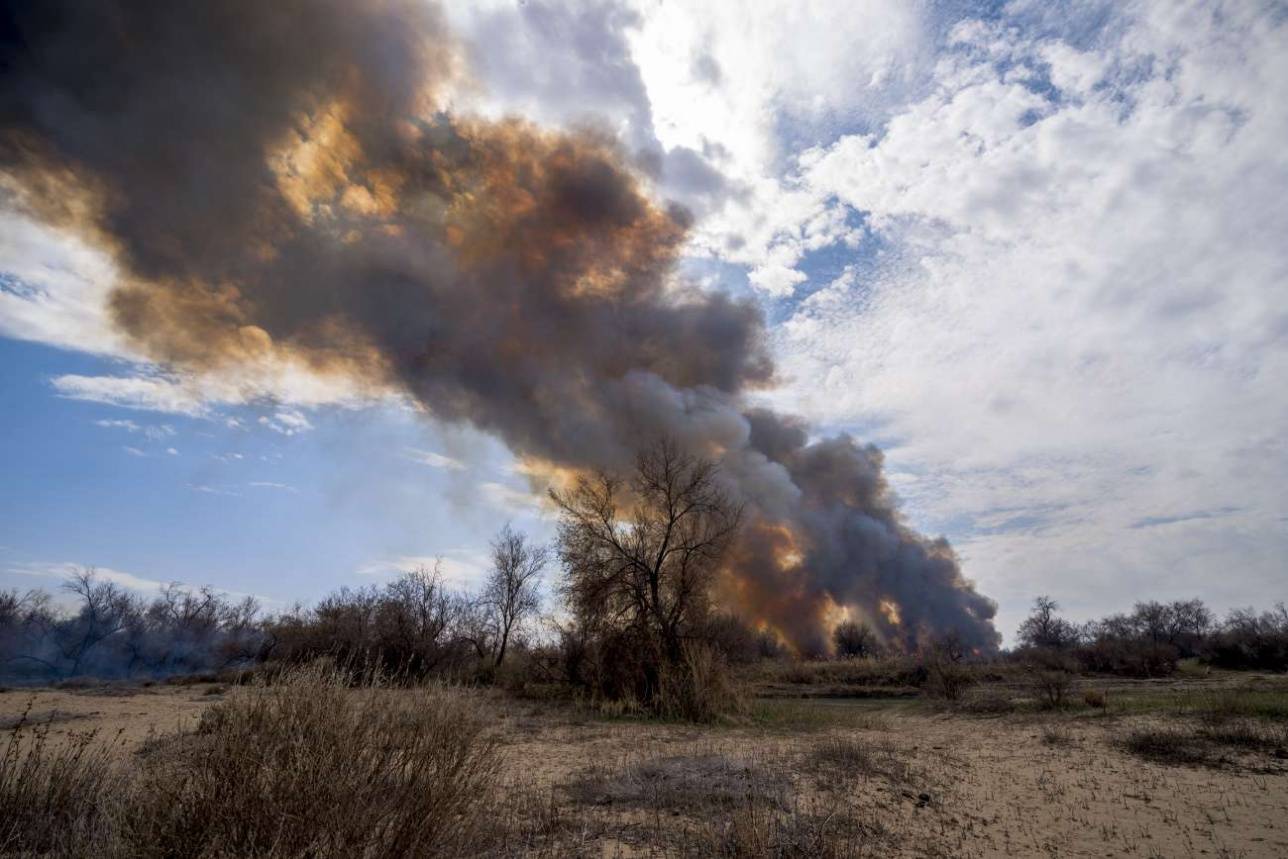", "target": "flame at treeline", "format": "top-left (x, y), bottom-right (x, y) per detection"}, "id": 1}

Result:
top-left (0, 0), bottom-right (1000, 654)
